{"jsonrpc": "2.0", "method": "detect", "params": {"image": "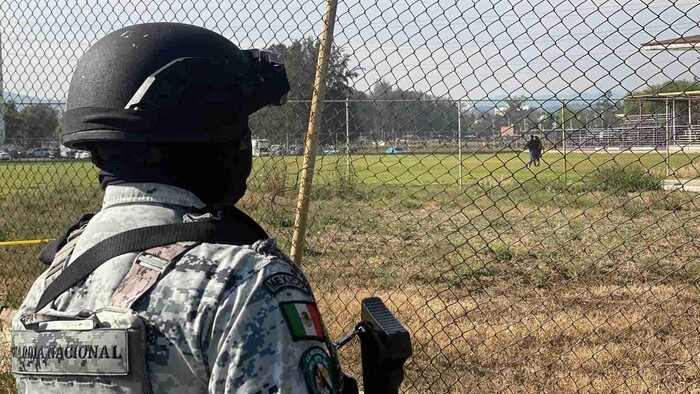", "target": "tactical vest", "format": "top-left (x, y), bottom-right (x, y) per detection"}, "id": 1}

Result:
top-left (12, 224), bottom-right (196, 393)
